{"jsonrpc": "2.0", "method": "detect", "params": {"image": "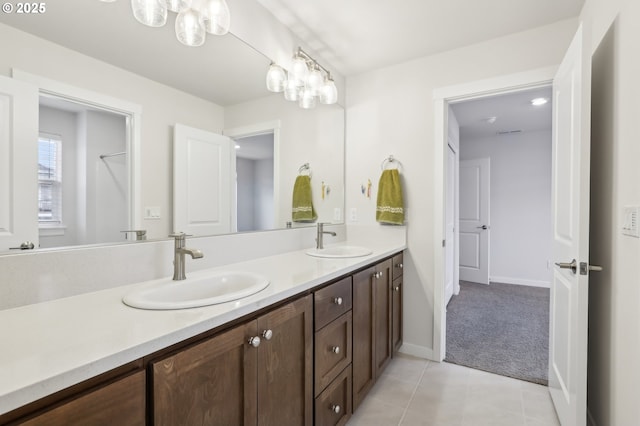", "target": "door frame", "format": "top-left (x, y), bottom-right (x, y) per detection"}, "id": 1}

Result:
top-left (224, 121), bottom-right (281, 231)
top-left (11, 69), bottom-right (143, 233)
top-left (432, 66), bottom-right (557, 361)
